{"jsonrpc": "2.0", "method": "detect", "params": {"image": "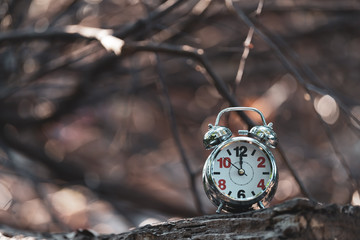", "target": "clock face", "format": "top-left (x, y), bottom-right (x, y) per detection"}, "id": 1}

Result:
top-left (210, 140), bottom-right (273, 201)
